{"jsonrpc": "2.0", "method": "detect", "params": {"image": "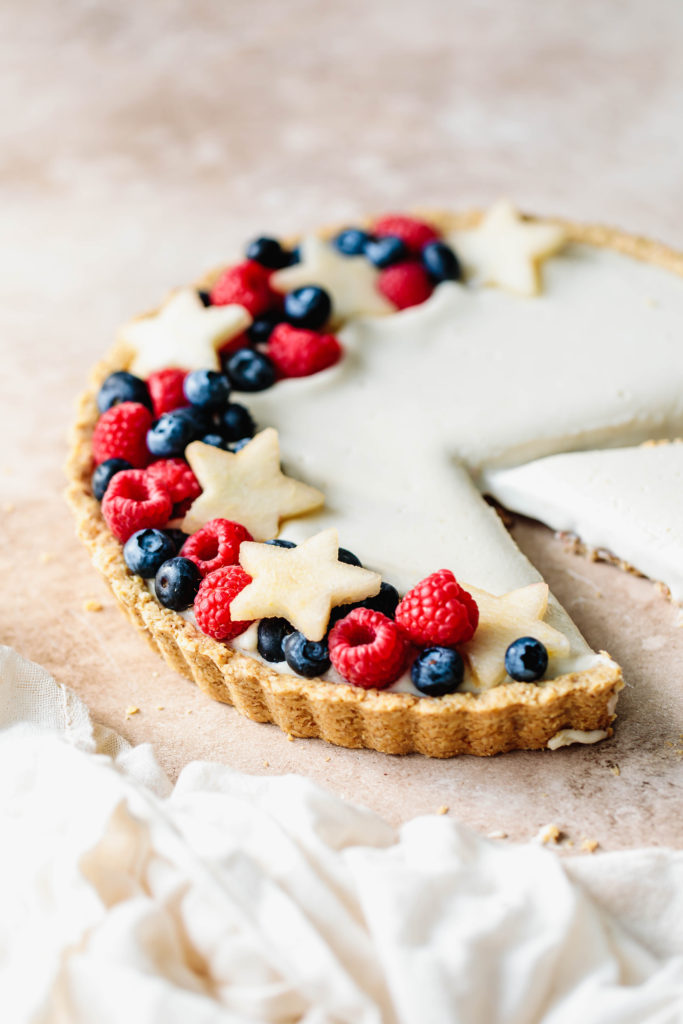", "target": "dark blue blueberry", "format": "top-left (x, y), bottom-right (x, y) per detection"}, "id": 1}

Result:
top-left (163, 528), bottom-right (189, 554)
top-left (197, 289), bottom-right (212, 307)
top-left (230, 438), bottom-right (252, 452)
top-left (183, 369), bottom-right (231, 411)
top-left (504, 637), bottom-right (548, 683)
top-left (146, 411), bottom-right (197, 458)
top-left (201, 433), bottom-right (230, 449)
top-left (124, 528), bottom-right (177, 578)
top-left (328, 582), bottom-right (400, 630)
top-left (338, 547), bottom-right (362, 567)
top-left (154, 557), bottom-right (201, 611)
top-left (91, 458), bottom-right (132, 501)
top-left (226, 349), bottom-right (276, 392)
top-left (97, 371), bottom-right (151, 414)
top-left (266, 538), bottom-right (297, 548)
top-left (333, 228), bottom-right (372, 256)
top-left (288, 246), bottom-right (301, 266)
top-left (175, 405), bottom-right (213, 436)
top-left (411, 647), bottom-right (464, 696)
top-left (246, 236), bottom-right (291, 270)
top-left (247, 312), bottom-right (282, 345)
top-left (284, 285), bottom-right (332, 329)
top-left (364, 235), bottom-right (408, 268)
top-left (257, 617), bottom-right (294, 662)
top-left (217, 402), bottom-right (255, 442)
top-left (421, 241), bottom-right (462, 283)
top-left (283, 632), bottom-right (331, 678)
